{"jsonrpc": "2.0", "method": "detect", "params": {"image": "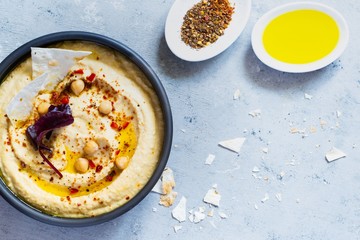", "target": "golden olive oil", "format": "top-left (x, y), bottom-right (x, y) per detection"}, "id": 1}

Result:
top-left (28, 122), bottom-right (137, 197)
top-left (263, 10), bottom-right (339, 64)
